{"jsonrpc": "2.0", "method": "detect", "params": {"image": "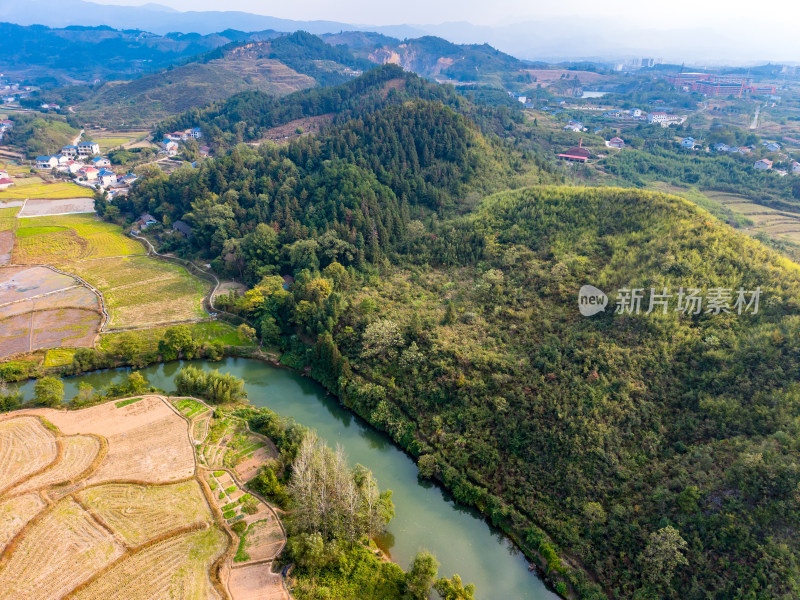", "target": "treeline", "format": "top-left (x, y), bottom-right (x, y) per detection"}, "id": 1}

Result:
top-left (175, 365), bottom-right (246, 403)
top-left (0, 370), bottom-right (154, 412)
top-left (281, 431), bottom-right (470, 599)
